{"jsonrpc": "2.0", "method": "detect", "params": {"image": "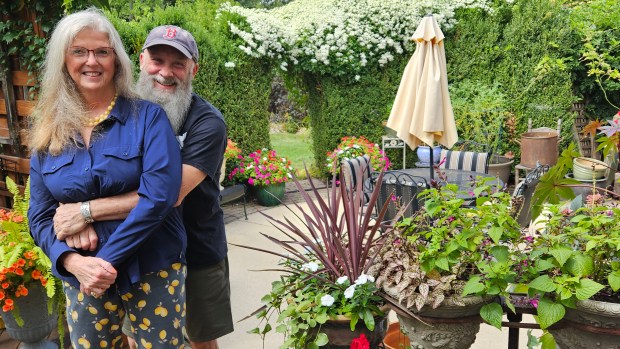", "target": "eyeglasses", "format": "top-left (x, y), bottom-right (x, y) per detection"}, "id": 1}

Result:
top-left (68, 46), bottom-right (115, 60)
